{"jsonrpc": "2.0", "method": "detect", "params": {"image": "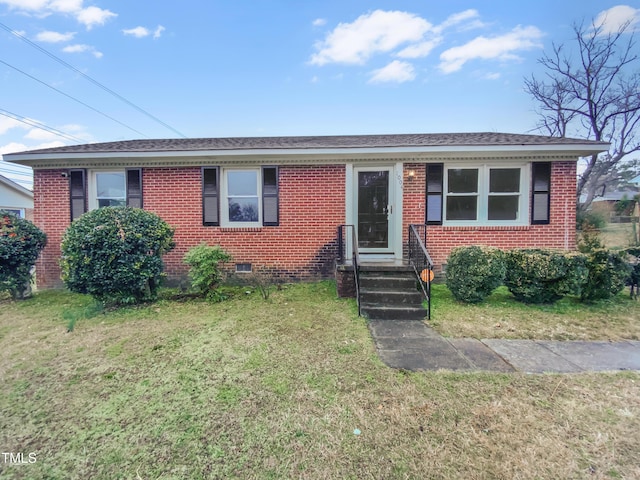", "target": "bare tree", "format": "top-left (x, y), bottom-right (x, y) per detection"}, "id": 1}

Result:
top-left (525, 19), bottom-right (640, 211)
